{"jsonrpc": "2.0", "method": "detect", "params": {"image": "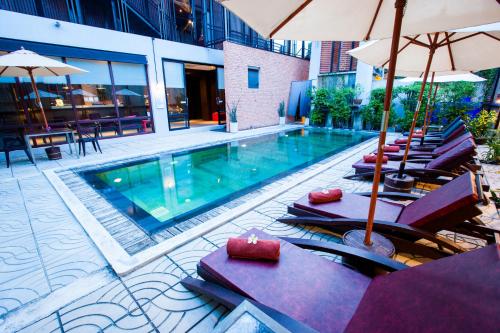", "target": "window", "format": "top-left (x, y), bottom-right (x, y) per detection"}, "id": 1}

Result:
top-left (248, 67), bottom-right (259, 89)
